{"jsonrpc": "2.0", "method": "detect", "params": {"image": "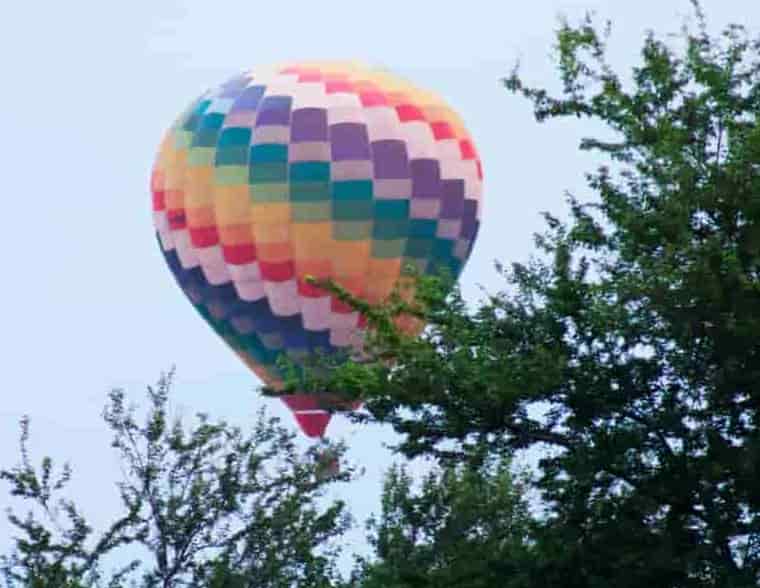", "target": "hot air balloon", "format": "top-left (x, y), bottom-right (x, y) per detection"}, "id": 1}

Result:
top-left (151, 62), bottom-right (483, 439)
